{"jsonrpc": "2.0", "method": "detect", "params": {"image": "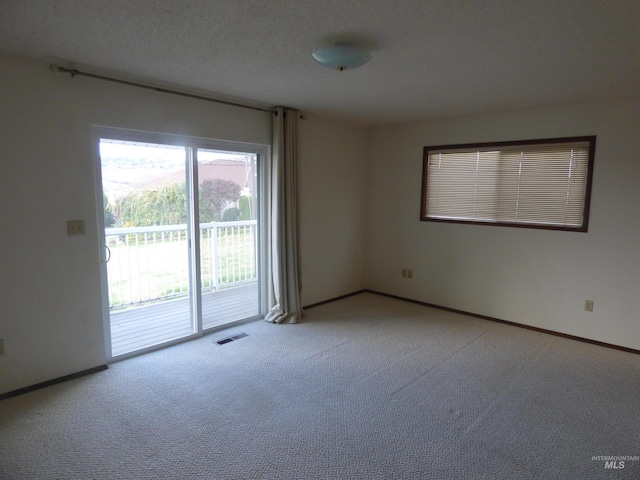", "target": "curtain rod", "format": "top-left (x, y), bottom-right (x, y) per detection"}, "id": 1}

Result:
top-left (50, 64), bottom-right (275, 114)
